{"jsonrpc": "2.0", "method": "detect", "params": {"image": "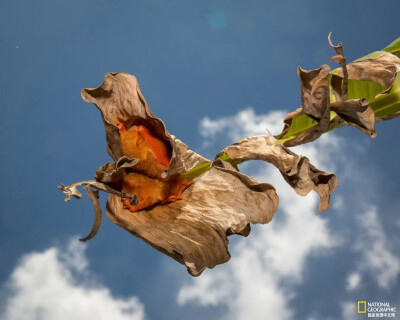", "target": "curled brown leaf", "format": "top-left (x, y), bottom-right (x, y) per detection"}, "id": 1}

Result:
top-left (71, 73), bottom-right (281, 275)
top-left (60, 70), bottom-right (344, 276)
top-left (328, 32), bottom-right (348, 101)
top-left (81, 73), bottom-right (210, 175)
top-left (106, 162), bottom-right (278, 276)
top-left (275, 65), bottom-right (332, 147)
top-left (298, 65), bottom-right (331, 121)
top-left (335, 52), bottom-right (400, 97)
top-left (79, 186), bottom-right (102, 242)
top-left (331, 98), bottom-right (376, 137)
top-left (216, 135), bottom-right (337, 214)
